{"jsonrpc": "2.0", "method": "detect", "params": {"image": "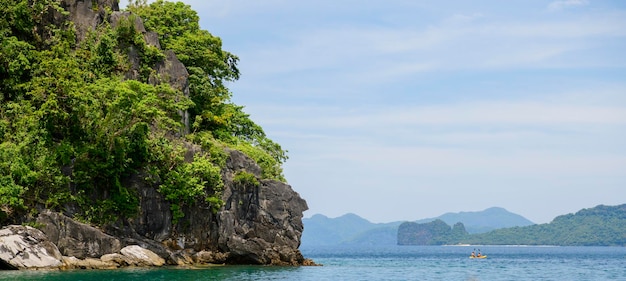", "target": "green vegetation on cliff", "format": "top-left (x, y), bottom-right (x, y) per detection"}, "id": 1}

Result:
top-left (0, 0), bottom-right (286, 225)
